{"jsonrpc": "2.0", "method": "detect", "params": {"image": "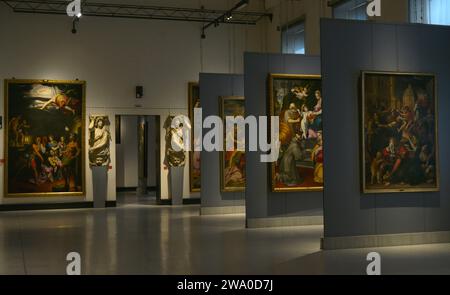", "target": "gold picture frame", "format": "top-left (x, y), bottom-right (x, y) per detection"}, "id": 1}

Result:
top-left (220, 96), bottom-right (246, 193)
top-left (4, 79), bottom-right (86, 198)
top-left (269, 74), bottom-right (324, 193)
top-left (361, 71), bottom-right (440, 194)
top-left (188, 82), bottom-right (201, 192)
